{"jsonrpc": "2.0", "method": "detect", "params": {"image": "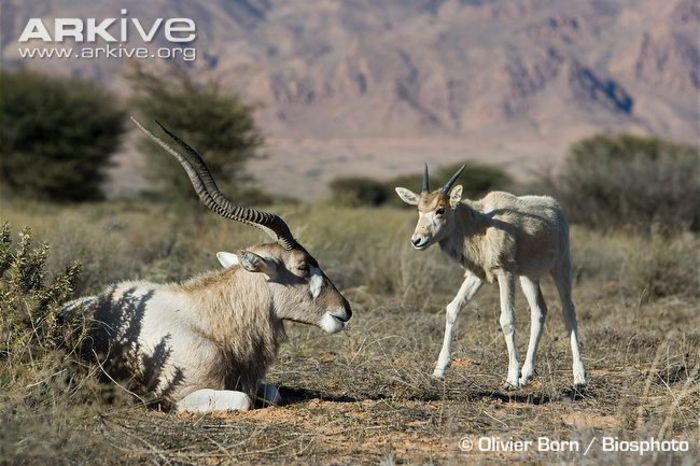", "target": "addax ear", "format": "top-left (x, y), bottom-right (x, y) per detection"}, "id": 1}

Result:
top-left (449, 185), bottom-right (463, 208)
top-left (238, 251), bottom-right (276, 277)
top-left (216, 252), bottom-right (239, 269)
top-left (394, 187), bottom-right (420, 206)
